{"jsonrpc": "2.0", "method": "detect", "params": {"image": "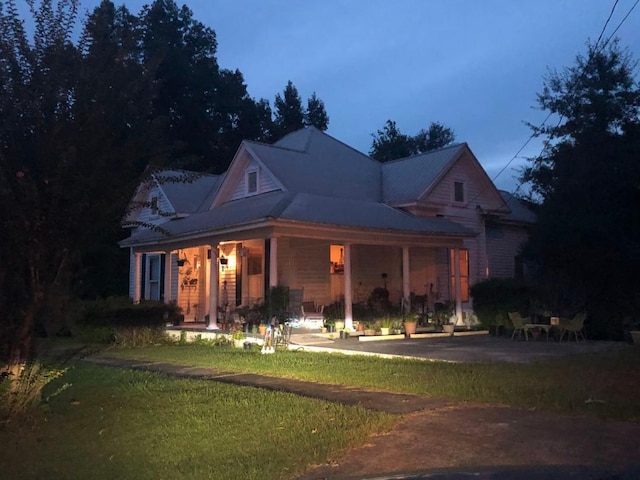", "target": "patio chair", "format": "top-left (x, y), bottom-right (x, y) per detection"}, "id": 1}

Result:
top-left (508, 312), bottom-right (530, 341)
top-left (559, 313), bottom-right (586, 342)
top-left (301, 301), bottom-right (325, 328)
